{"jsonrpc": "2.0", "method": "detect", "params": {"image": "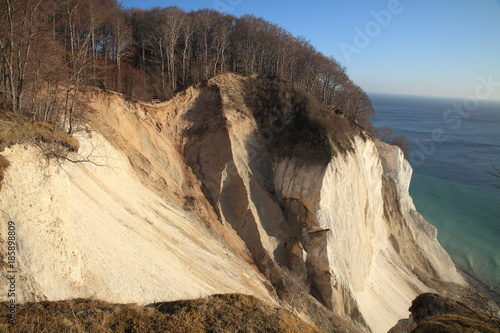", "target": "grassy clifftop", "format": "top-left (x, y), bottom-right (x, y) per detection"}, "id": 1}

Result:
top-left (0, 112), bottom-right (79, 191)
top-left (0, 117), bottom-right (79, 153)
